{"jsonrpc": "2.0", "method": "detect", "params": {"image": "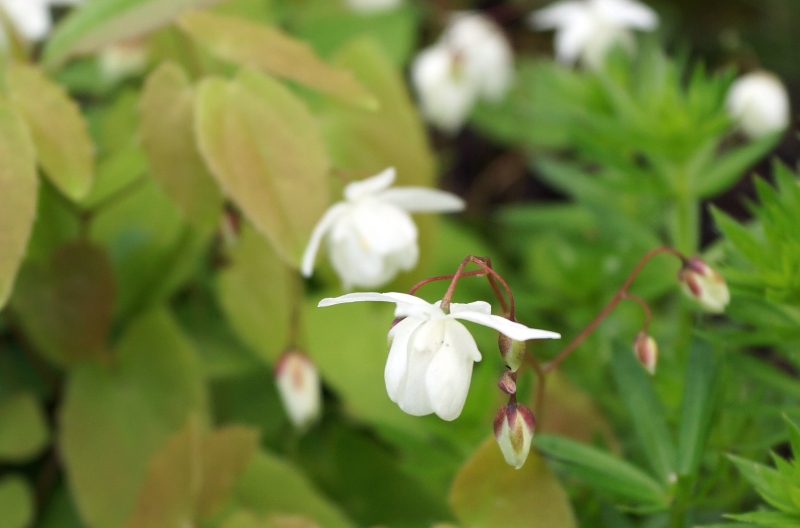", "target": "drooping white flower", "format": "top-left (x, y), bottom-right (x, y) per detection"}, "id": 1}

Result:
top-left (726, 72), bottom-right (791, 139)
top-left (345, 0), bottom-right (402, 14)
top-left (677, 257), bottom-right (730, 314)
top-left (275, 351), bottom-right (322, 430)
top-left (318, 292), bottom-right (560, 421)
top-left (494, 402), bottom-right (536, 469)
top-left (0, 0), bottom-right (81, 41)
top-left (530, 0), bottom-right (658, 70)
top-left (301, 168), bottom-right (465, 290)
top-left (411, 12), bottom-right (514, 132)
